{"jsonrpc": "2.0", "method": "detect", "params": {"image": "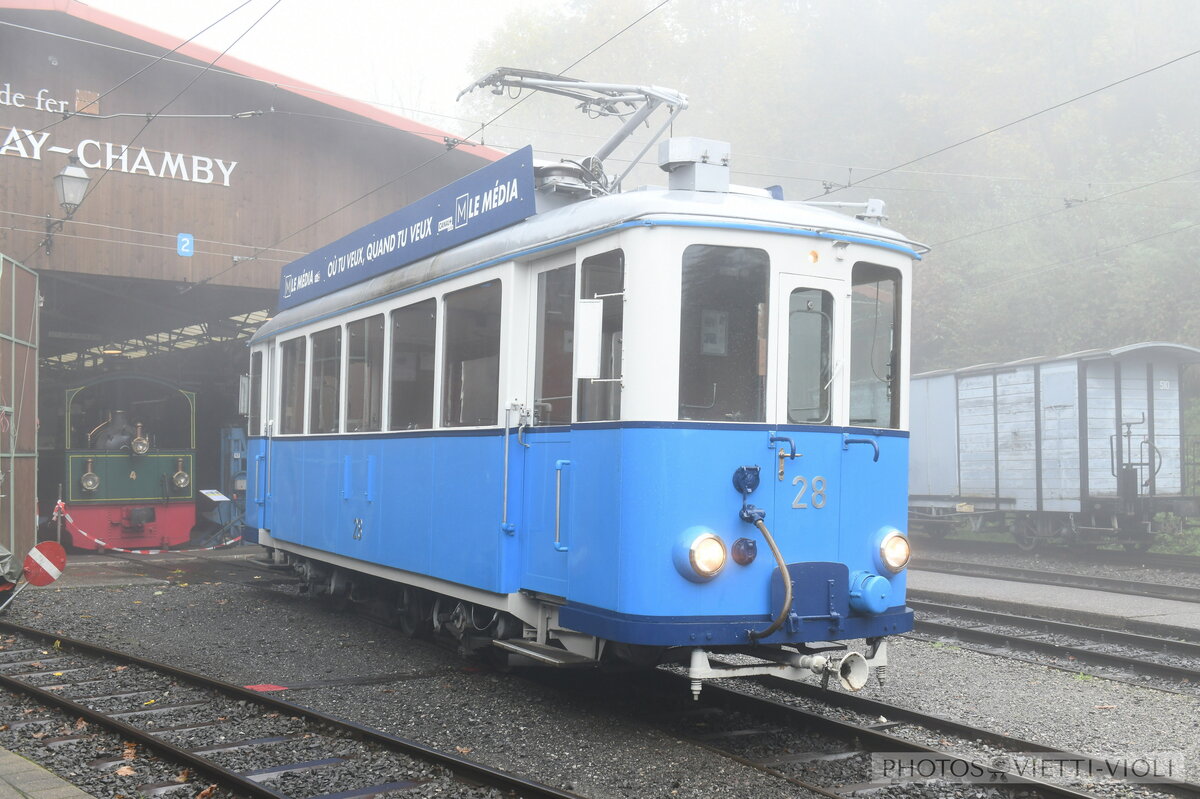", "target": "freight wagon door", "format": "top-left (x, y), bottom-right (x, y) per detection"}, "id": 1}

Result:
top-left (520, 261), bottom-right (577, 596)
